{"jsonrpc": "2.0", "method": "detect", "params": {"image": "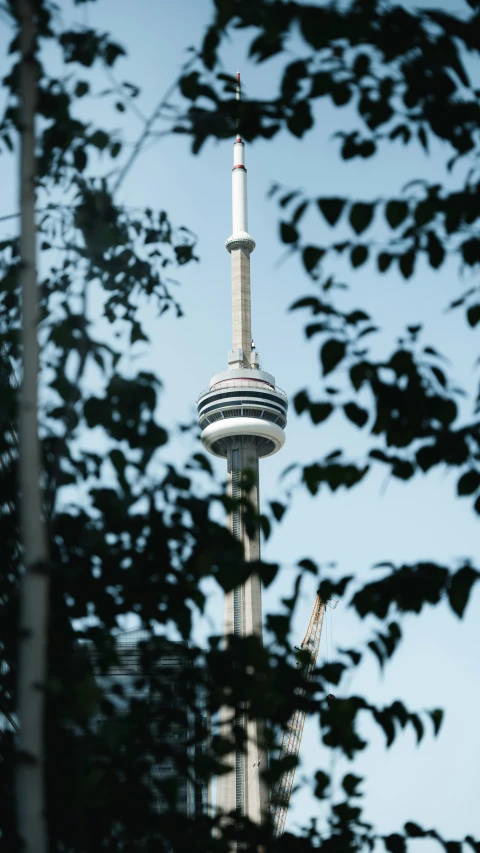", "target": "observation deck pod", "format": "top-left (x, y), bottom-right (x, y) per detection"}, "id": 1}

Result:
top-left (197, 368), bottom-right (288, 459)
